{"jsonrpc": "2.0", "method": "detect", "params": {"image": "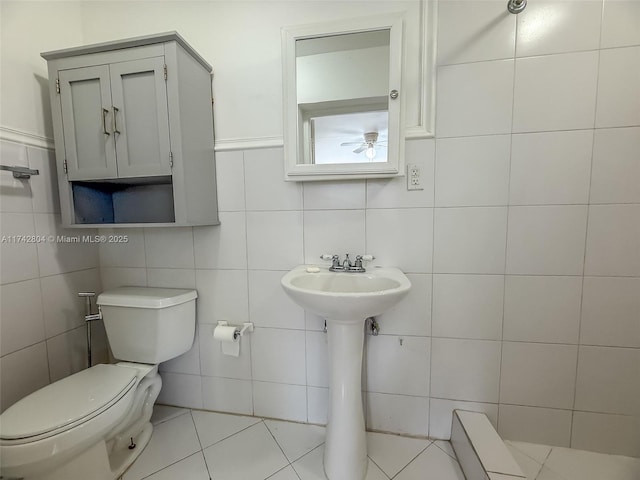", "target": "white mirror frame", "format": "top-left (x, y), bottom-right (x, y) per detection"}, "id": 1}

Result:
top-left (282, 14), bottom-right (405, 181)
